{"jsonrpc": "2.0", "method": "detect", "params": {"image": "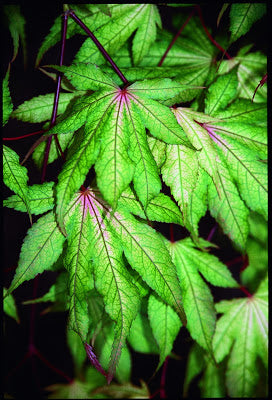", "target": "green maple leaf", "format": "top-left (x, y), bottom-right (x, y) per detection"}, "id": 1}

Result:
top-left (46, 62), bottom-right (193, 233)
top-left (167, 237), bottom-right (238, 354)
top-left (3, 181), bottom-right (54, 215)
top-left (213, 275), bottom-right (268, 397)
top-left (229, 3), bottom-right (266, 43)
top-left (148, 294), bottom-right (181, 372)
top-left (169, 68), bottom-right (267, 249)
top-left (73, 4), bottom-right (161, 66)
top-left (3, 145), bottom-right (32, 224)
